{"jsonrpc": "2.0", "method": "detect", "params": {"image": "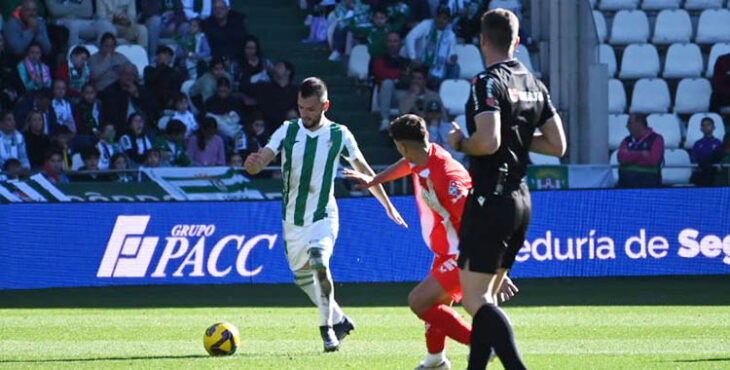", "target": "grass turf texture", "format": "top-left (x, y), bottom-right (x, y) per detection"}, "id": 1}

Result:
top-left (1, 276), bottom-right (729, 369)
